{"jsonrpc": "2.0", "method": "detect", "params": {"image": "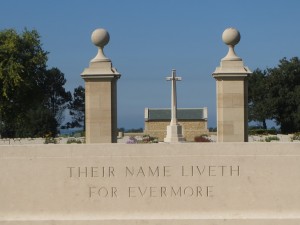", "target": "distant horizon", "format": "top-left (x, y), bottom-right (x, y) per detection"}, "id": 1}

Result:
top-left (59, 119), bottom-right (278, 134)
